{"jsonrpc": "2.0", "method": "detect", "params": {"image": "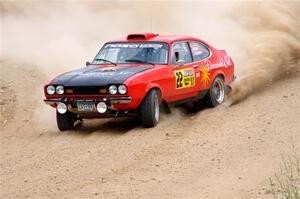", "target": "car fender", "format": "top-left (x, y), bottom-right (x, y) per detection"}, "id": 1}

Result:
top-left (134, 83), bottom-right (162, 108)
top-left (211, 69), bottom-right (226, 83)
top-left (145, 83), bottom-right (163, 99)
